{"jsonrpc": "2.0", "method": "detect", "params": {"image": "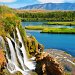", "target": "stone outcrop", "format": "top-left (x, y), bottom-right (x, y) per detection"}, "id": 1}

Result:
top-left (27, 36), bottom-right (44, 56)
top-left (35, 52), bottom-right (64, 75)
top-left (0, 36), bottom-right (7, 74)
top-left (0, 49), bottom-right (7, 72)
